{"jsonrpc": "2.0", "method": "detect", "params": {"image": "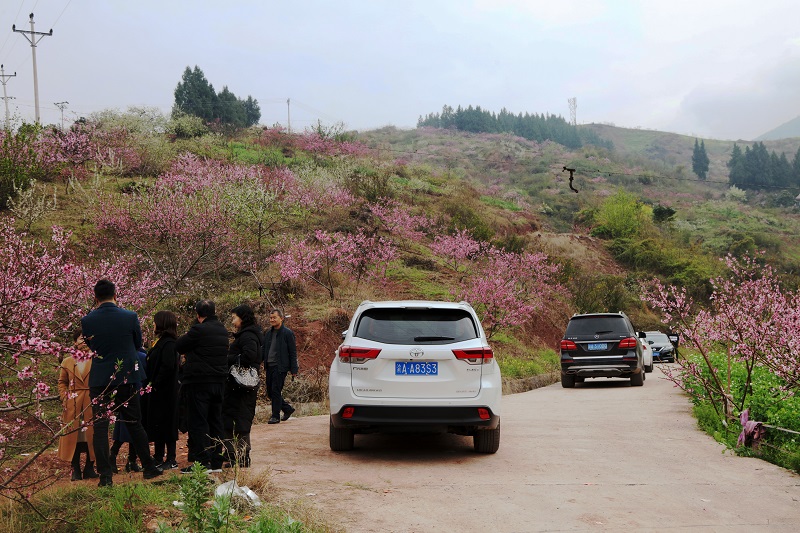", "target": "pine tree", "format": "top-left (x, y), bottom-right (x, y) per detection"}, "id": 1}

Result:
top-left (173, 66), bottom-right (218, 122)
top-left (692, 139), bottom-right (709, 180)
top-left (728, 143), bottom-right (747, 187)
